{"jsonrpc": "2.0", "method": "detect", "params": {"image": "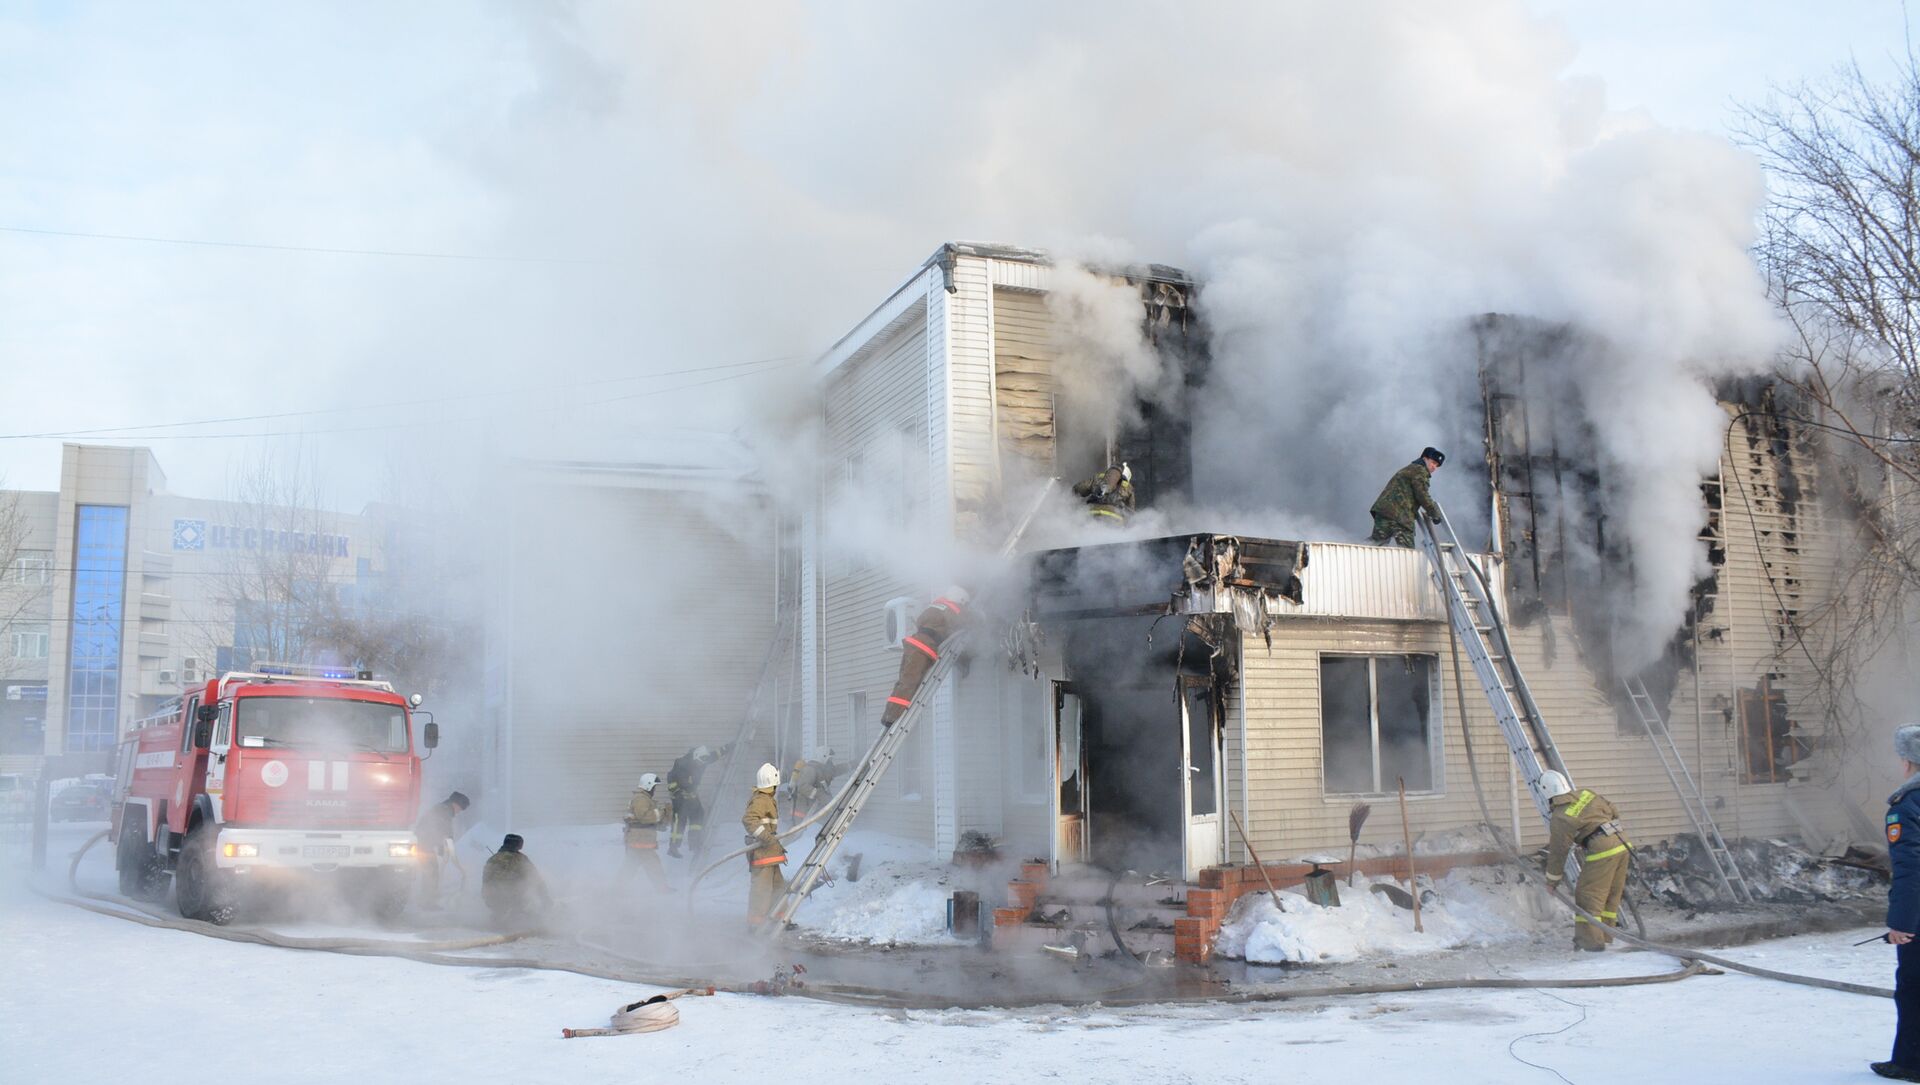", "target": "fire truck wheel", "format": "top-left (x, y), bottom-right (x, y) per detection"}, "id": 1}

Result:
top-left (176, 826), bottom-right (236, 926)
top-left (115, 821), bottom-right (170, 902)
top-left (368, 875), bottom-right (410, 924)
